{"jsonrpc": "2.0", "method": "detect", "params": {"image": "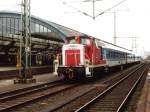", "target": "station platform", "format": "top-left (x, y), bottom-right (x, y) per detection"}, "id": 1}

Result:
top-left (0, 66), bottom-right (52, 71)
top-left (0, 73), bottom-right (60, 94)
top-left (136, 72), bottom-right (150, 112)
top-left (0, 65), bottom-right (53, 80)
